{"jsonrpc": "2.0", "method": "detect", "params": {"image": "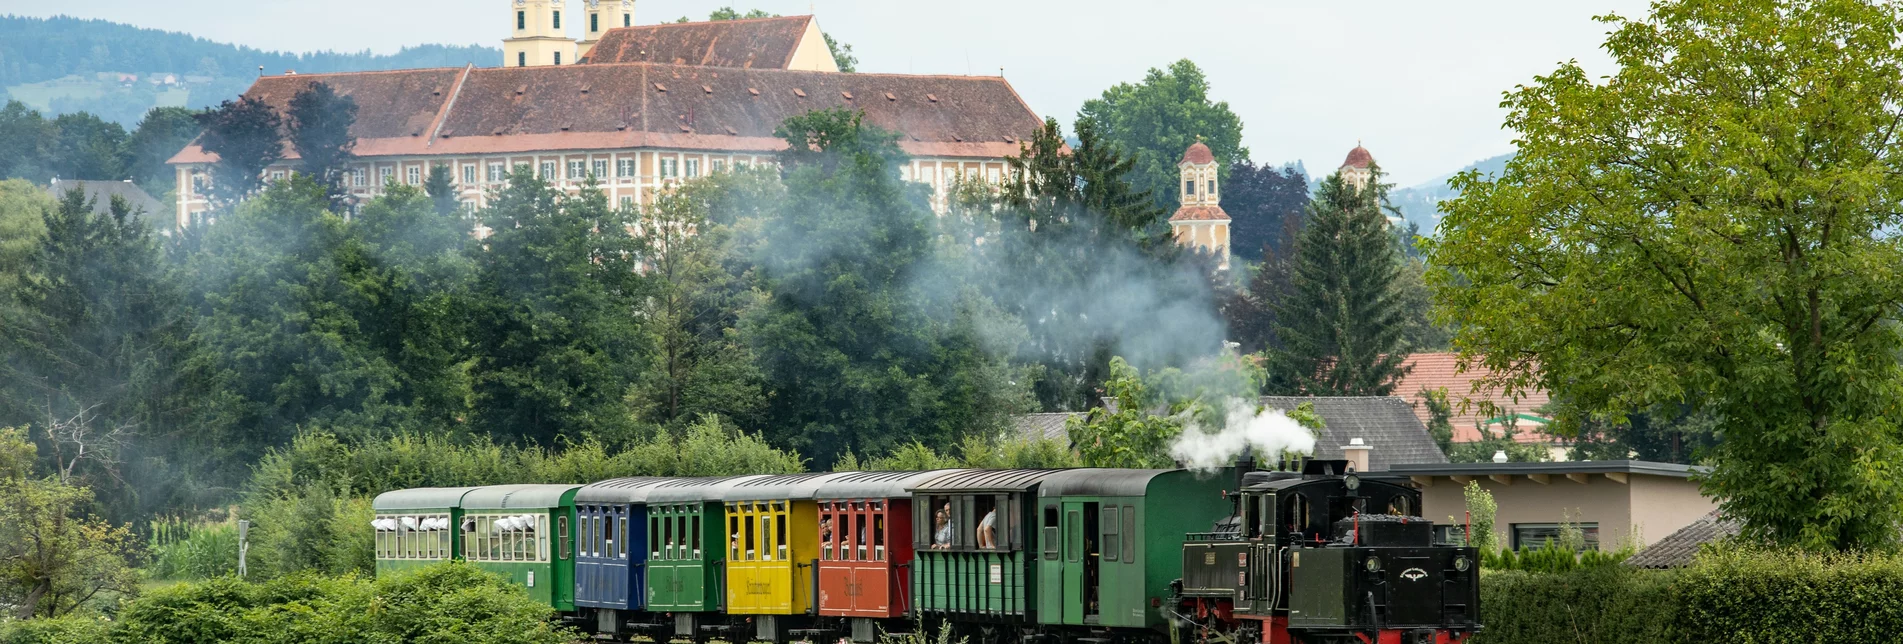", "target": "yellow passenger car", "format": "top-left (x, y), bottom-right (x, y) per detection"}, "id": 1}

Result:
top-left (721, 472), bottom-right (861, 643)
